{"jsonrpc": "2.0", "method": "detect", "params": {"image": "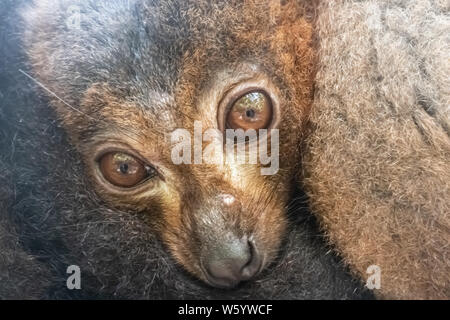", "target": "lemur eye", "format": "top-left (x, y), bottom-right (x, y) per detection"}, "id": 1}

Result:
top-left (98, 152), bottom-right (154, 188)
top-left (226, 91), bottom-right (273, 130)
